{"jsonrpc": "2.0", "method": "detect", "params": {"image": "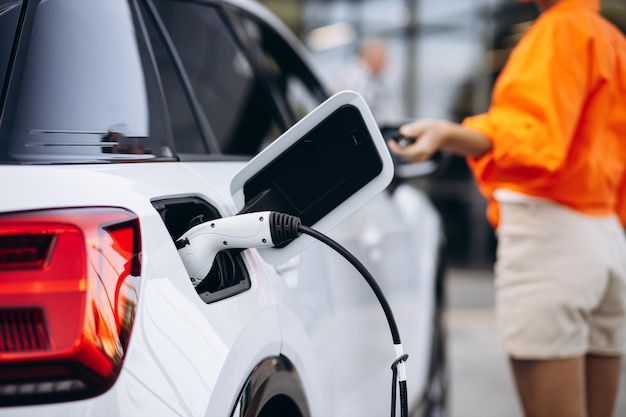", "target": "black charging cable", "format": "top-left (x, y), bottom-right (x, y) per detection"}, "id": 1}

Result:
top-left (269, 212), bottom-right (409, 417)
